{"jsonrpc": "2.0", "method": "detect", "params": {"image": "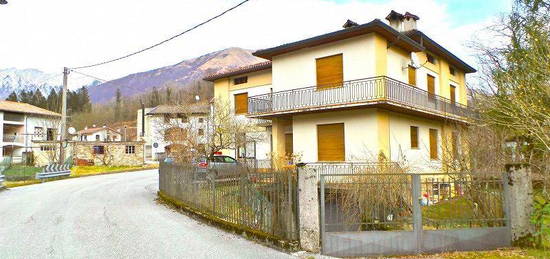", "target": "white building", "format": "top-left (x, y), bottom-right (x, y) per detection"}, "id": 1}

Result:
top-left (137, 104), bottom-right (209, 161)
top-left (76, 126), bottom-right (122, 142)
top-left (0, 101), bottom-right (61, 163)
